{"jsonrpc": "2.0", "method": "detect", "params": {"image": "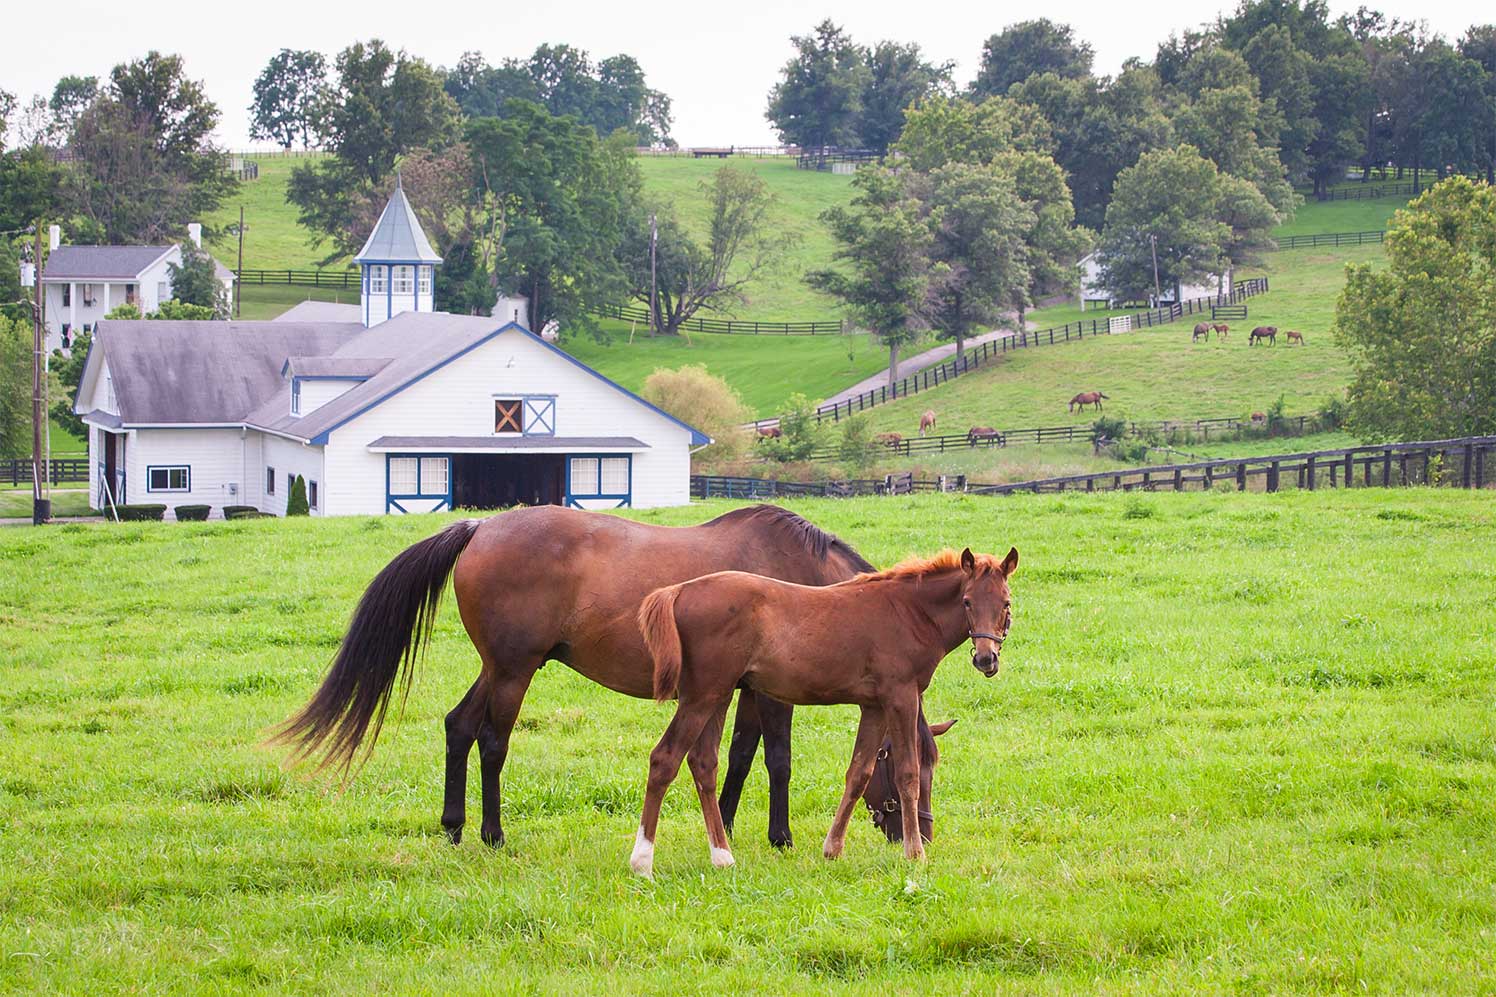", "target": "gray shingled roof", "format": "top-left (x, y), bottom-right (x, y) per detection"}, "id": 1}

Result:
top-left (353, 180), bottom-right (442, 264)
top-left (92, 320), bottom-right (364, 424)
top-left (43, 246), bottom-right (174, 281)
top-left (283, 356), bottom-right (392, 379)
top-left (273, 300), bottom-right (362, 324)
